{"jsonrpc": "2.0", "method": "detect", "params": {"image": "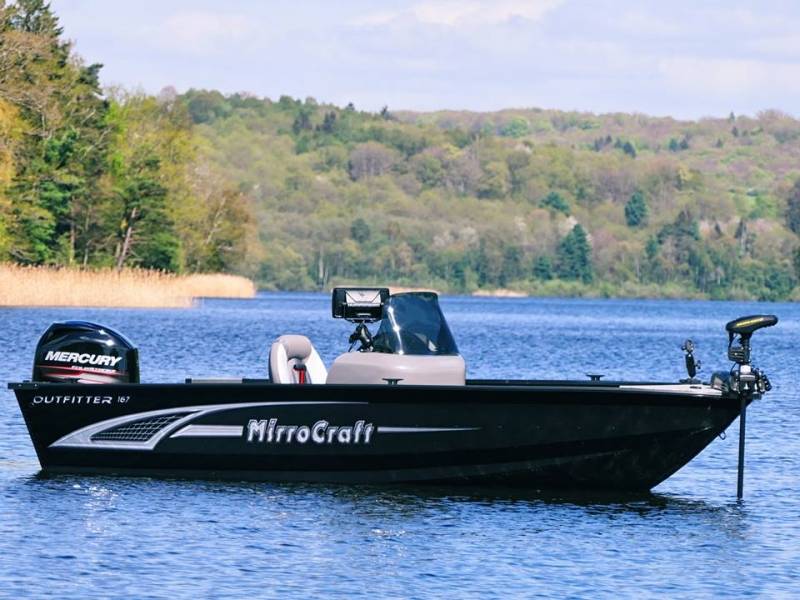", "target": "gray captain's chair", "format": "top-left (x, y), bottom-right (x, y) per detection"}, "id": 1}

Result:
top-left (268, 335), bottom-right (327, 384)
